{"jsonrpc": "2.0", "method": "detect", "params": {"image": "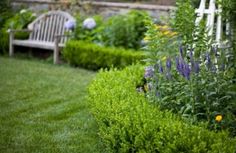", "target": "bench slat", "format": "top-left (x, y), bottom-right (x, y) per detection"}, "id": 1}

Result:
top-left (43, 16), bottom-right (49, 42)
top-left (61, 18), bottom-right (66, 43)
